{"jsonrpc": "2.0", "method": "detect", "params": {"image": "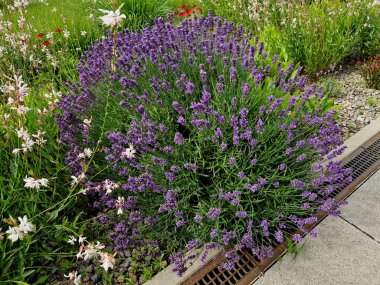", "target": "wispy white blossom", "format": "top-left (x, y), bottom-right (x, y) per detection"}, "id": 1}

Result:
top-left (98, 4), bottom-right (126, 28)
